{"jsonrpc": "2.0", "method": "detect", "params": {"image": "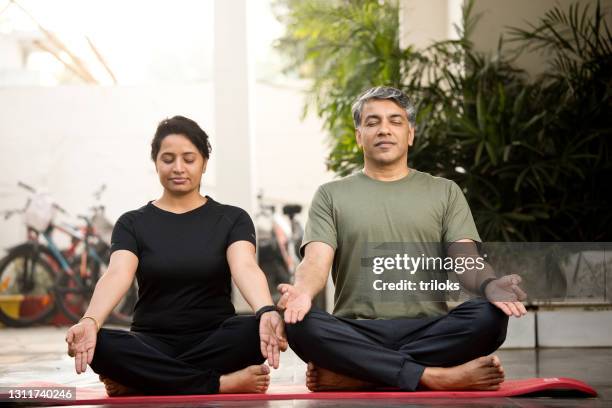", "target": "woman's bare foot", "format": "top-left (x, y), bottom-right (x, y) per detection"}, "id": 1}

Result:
top-left (99, 375), bottom-right (137, 396)
top-left (306, 362), bottom-right (375, 391)
top-left (219, 364), bottom-right (270, 393)
top-left (419, 355), bottom-right (505, 391)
